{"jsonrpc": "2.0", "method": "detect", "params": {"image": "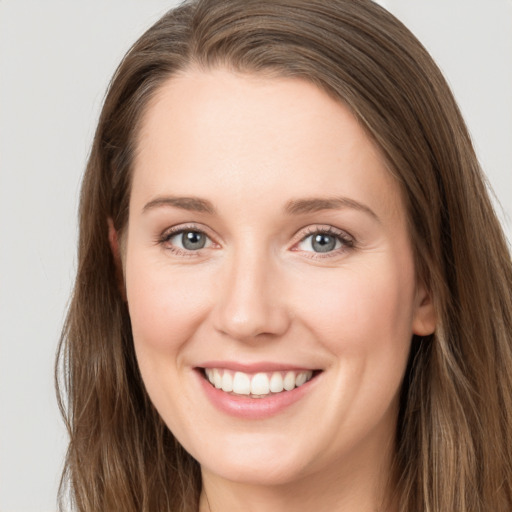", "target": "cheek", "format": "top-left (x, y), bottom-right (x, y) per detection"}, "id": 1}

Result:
top-left (293, 254), bottom-right (416, 356)
top-left (125, 251), bottom-right (212, 359)
top-left (124, 251), bottom-right (217, 432)
top-left (290, 254), bottom-right (416, 441)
